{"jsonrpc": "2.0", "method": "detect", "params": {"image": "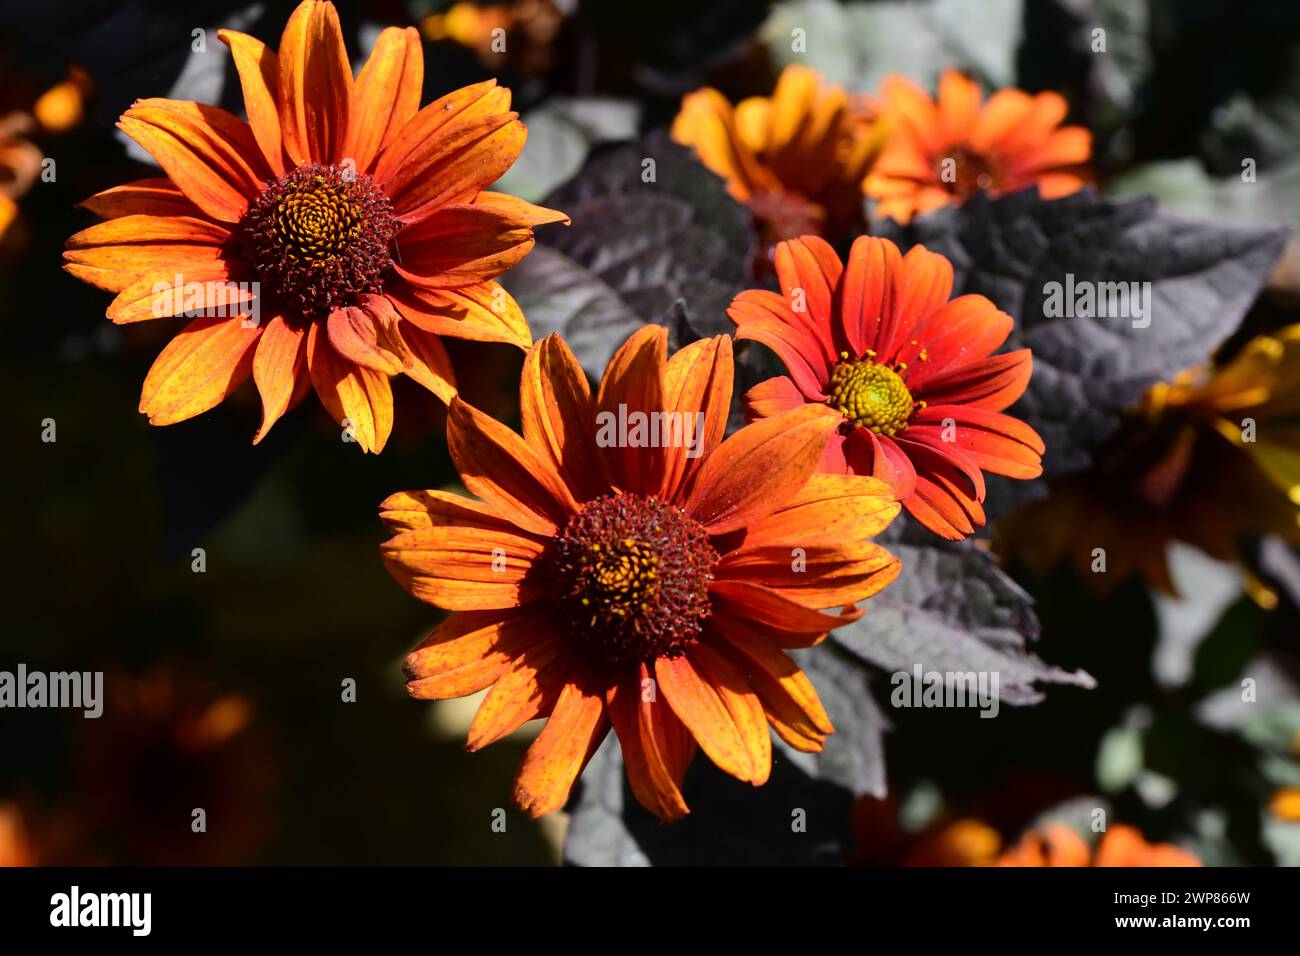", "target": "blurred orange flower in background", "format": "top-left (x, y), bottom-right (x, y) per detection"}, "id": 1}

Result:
top-left (998, 324), bottom-right (1300, 598)
top-left (64, 0), bottom-right (566, 452)
top-left (998, 823), bottom-right (1201, 867)
top-left (865, 70), bottom-right (1091, 224)
top-left (0, 802), bottom-right (37, 867)
top-left (672, 64), bottom-right (888, 258)
top-left (422, 0), bottom-right (564, 77)
top-left (382, 326), bottom-right (902, 820)
top-left (729, 235), bottom-right (1044, 539)
top-left (0, 64), bottom-right (89, 246)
